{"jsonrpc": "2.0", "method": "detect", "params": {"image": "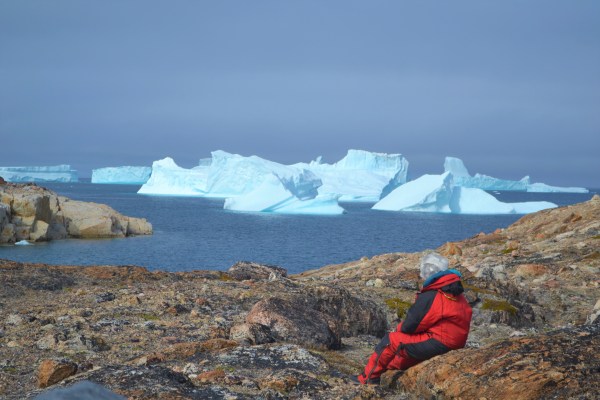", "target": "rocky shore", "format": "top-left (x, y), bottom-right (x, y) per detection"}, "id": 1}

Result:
top-left (0, 181), bottom-right (152, 243)
top-left (1, 194), bottom-right (599, 399)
